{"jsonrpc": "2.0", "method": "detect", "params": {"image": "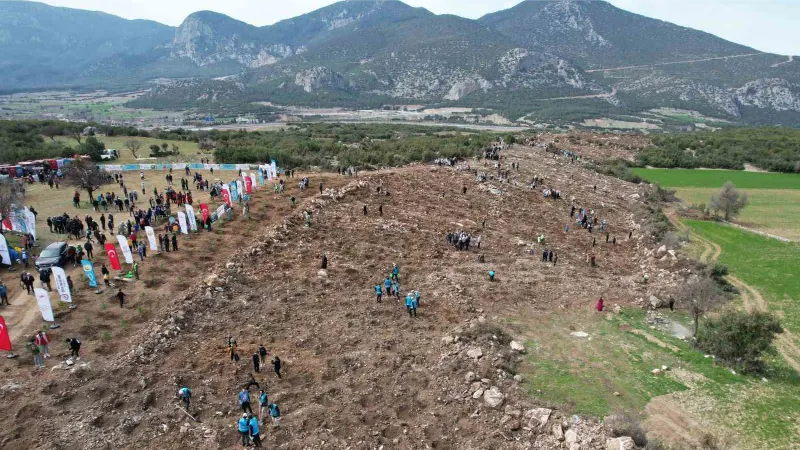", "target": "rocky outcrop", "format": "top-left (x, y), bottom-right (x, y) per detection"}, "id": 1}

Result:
top-left (735, 78), bottom-right (800, 112)
top-left (444, 77), bottom-right (491, 100)
top-left (294, 67), bottom-right (352, 93)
